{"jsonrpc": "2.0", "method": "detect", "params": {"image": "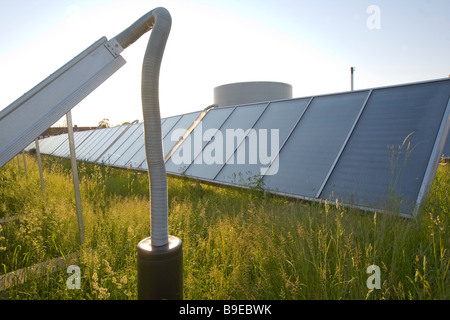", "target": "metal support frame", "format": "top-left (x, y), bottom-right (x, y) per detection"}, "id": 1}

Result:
top-left (0, 37), bottom-right (126, 168)
top-left (34, 138), bottom-right (45, 197)
top-left (22, 150), bottom-right (27, 180)
top-left (66, 111), bottom-right (85, 245)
